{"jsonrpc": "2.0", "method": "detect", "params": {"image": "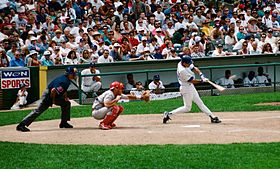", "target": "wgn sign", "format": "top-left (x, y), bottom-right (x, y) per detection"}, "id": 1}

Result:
top-left (0, 68), bottom-right (31, 89)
